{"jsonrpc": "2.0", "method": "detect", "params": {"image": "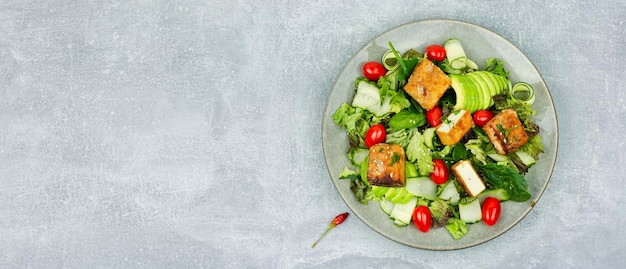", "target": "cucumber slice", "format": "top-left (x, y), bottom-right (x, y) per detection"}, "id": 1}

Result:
top-left (349, 147), bottom-right (369, 166)
top-left (380, 198), bottom-right (395, 215)
top-left (459, 197), bottom-right (482, 224)
top-left (352, 81), bottom-right (381, 114)
top-left (487, 153), bottom-right (508, 162)
top-left (405, 177), bottom-right (437, 200)
top-left (438, 180), bottom-right (461, 205)
top-left (389, 197), bottom-right (418, 226)
top-left (423, 127), bottom-right (437, 150)
top-left (382, 50), bottom-right (400, 71)
top-left (477, 188), bottom-right (511, 203)
top-left (466, 58), bottom-right (479, 70)
top-left (515, 151), bottom-right (536, 166)
top-left (511, 82), bottom-right (535, 105)
top-left (405, 161), bottom-right (419, 178)
top-left (444, 38), bottom-right (467, 70)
